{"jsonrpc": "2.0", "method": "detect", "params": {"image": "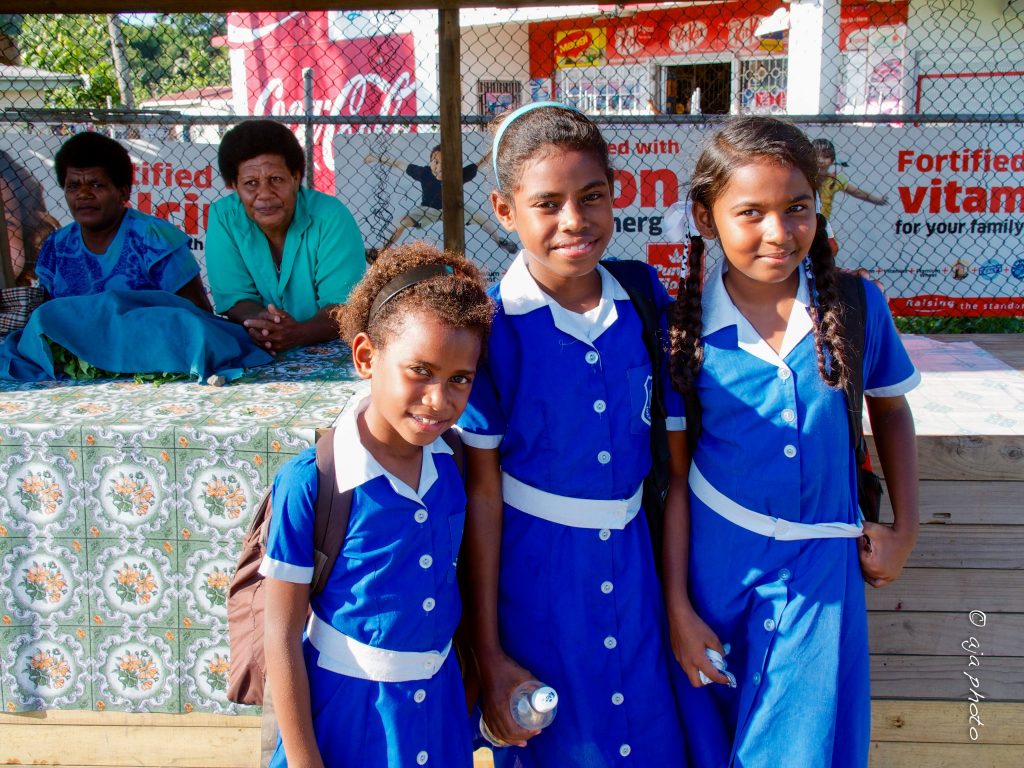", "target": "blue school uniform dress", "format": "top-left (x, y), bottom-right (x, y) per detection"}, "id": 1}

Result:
top-left (459, 254), bottom-right (688, 767)
top-left (675, 263), bottom-right (920, 768)
top-left (260, 396), bottom-right (472, 768)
